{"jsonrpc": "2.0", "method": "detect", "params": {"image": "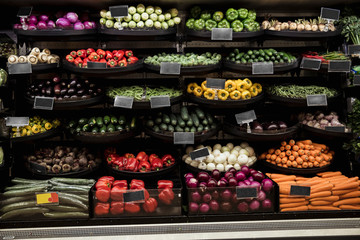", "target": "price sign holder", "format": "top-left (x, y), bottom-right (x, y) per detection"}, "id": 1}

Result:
top-left (290, 185), bottom-right (311, 197)
top-left (123, 190), bottom-right (145, 203)
top-left (190, 147), bottom-right (210, 161)
top-left (235, 110), bottom-right (256, 133)
top-left (206, 78), bottom-right (226, 89)
top-left (353, 75), bottom-right (360, 86)
top-left (306, 94), bottom-right (327, 107)
top-left (236, 187), bottom-right (258, 199)
top-left (87, 61), bottom-right (107, 69)
top-left (17, 7), bottom-right (33, 17)
top-left (114, 96), bottom-right (134, 109)
top-left (320, 7), bottom-right (340, 21)
top-left (328, 60), bottom-right (351, 73)
top-left (348, 45), bottom-right (360, 55)
top-left (33, 96), bottom-right (54, 110)
top-left (325, 126), bottom-right (346, 132)
top-left (7, 63), bottom-right (32, 75)
top-left (174, 132), bottom-right (194, 144)
top-left (252, 62), bottom-right (274, 75)
top-left (150, 95), bottom-right (171, 108)
top-left (6, 117), bottom-right (29, 127)
top-left (160, 62), bottom-right (181, 75)
top-left (29, 161), bottom-right (47, 174)
top-left (300, 58), bottom-right (322, 70)
top-left (211, 28), bottom-right (233, 41)
top-left (109, 5), bottom-right (129, 18)
top-left (36, 192), bottom-right (59, 205)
